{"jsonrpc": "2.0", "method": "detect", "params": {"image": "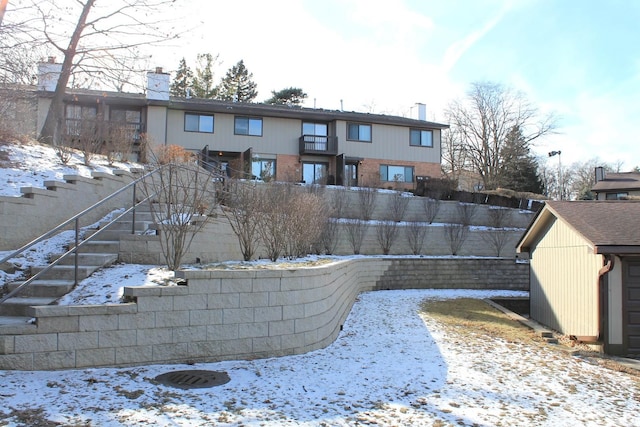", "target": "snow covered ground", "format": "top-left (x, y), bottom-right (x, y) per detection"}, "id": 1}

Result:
top-left (1, 288), bottom-right (638, 426)
top-left (1, 140), bottom-right (638, 426)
